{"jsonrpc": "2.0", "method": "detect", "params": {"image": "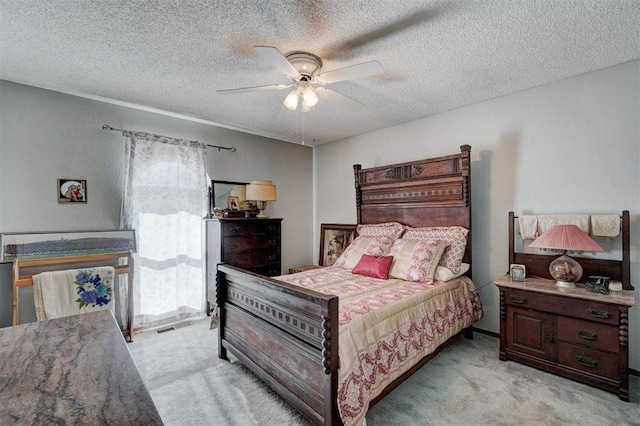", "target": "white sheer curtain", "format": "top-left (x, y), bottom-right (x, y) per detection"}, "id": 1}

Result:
top-left (121, 131), bottom-right (208, 328)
